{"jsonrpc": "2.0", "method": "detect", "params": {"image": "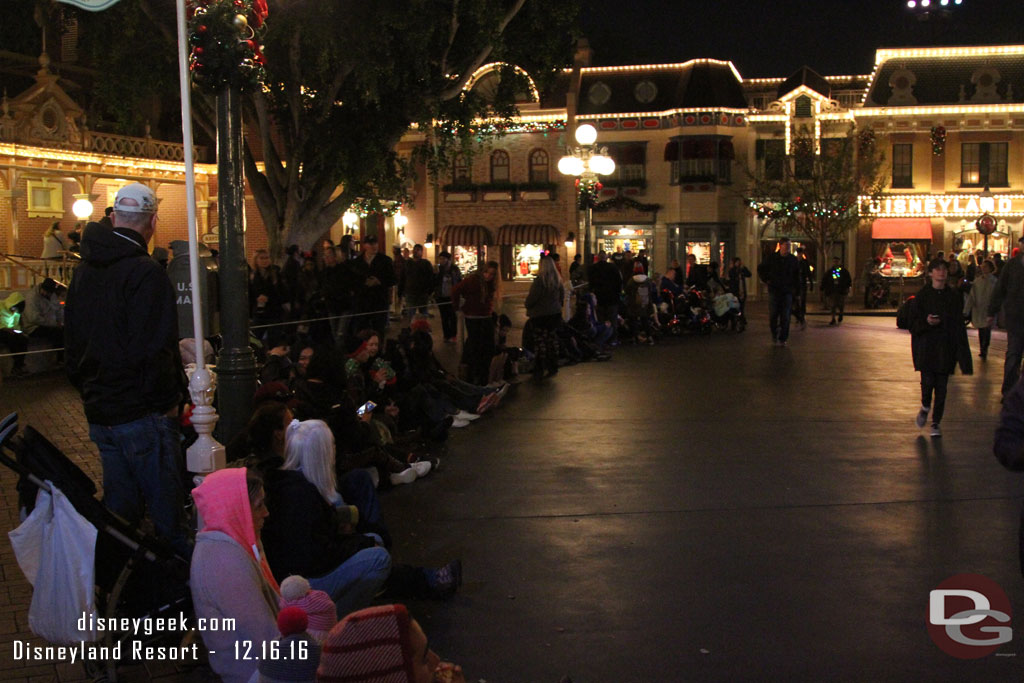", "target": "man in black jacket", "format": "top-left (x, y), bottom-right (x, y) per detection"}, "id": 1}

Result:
top-left (65, 183), bottom-right (189, 556)
top-left (988, 236), bottom-right (1024, 396)
top-left (587, 251), bottom-right (623, 328)
top-left (348, 235), bottom-right (396, 335)
top-left (759, 237), bottom-right (801, 346)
